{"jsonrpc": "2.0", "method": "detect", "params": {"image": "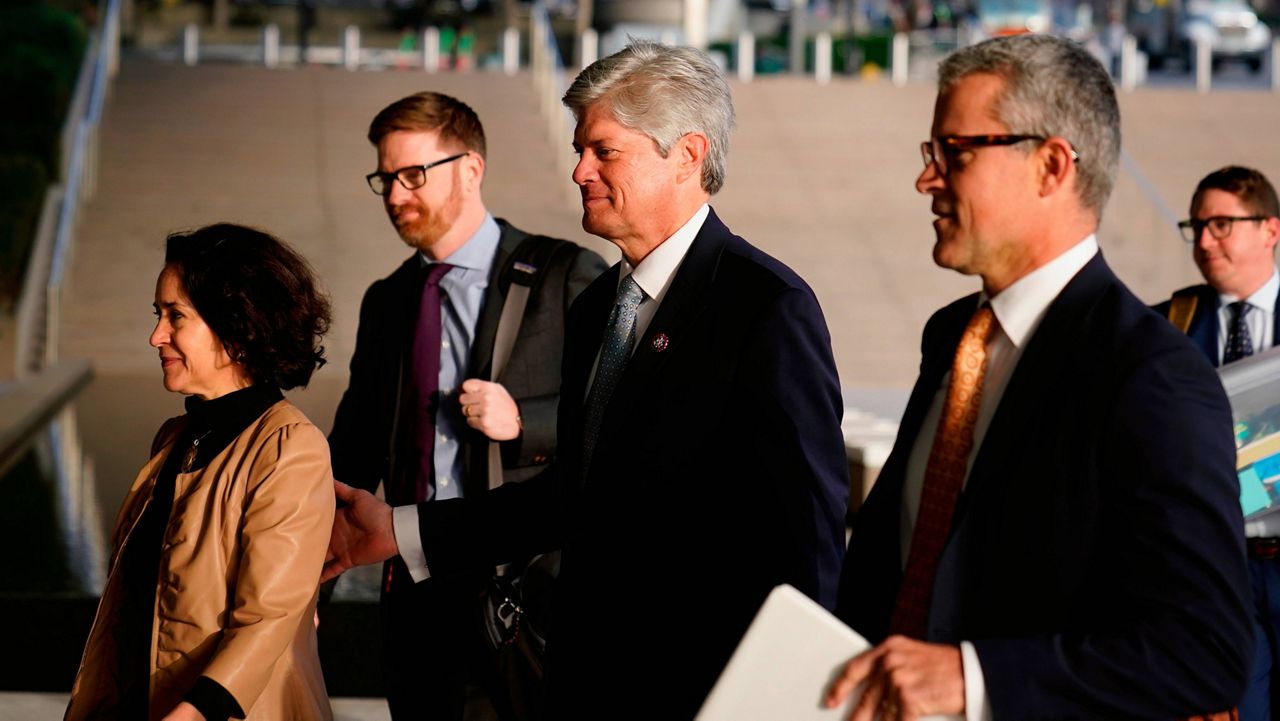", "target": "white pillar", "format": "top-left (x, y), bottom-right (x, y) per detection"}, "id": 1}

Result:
top-left (502, 26), bottom-right (520, 75)
top-left (1119, 34), bottom-right (1138, 91)
top-left (737, 31), bottom-right (755, 83)
top-left (683, 0), bottom-right (708, 50)
top-left (1270, 38), bottom-right (1279, 92)
top-left (182, 23), bottom-right (198, 66)
top-left (891, 32), bottom-right (908, 87)
top-left (815, 32), bottom-right (832, 85)
top-left (262, 24), bottom-right (279, 68)
top-left (422, 26), bottom-right (440, 73)
top-left (343, 25), bottom-right (360, 71)
top-left (578, 28), bottom-right (598, 71)
top-left (1195, 38), bottom-right (1211, 93)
